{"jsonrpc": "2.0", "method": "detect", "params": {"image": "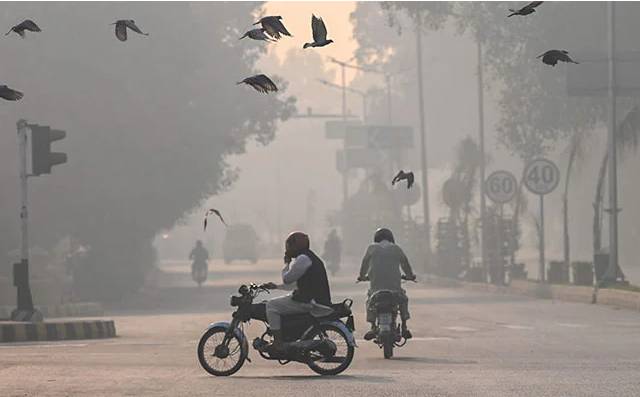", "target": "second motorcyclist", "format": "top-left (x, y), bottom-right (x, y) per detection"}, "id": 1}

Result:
top-left (358, 228), bottom-right (416, 340)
